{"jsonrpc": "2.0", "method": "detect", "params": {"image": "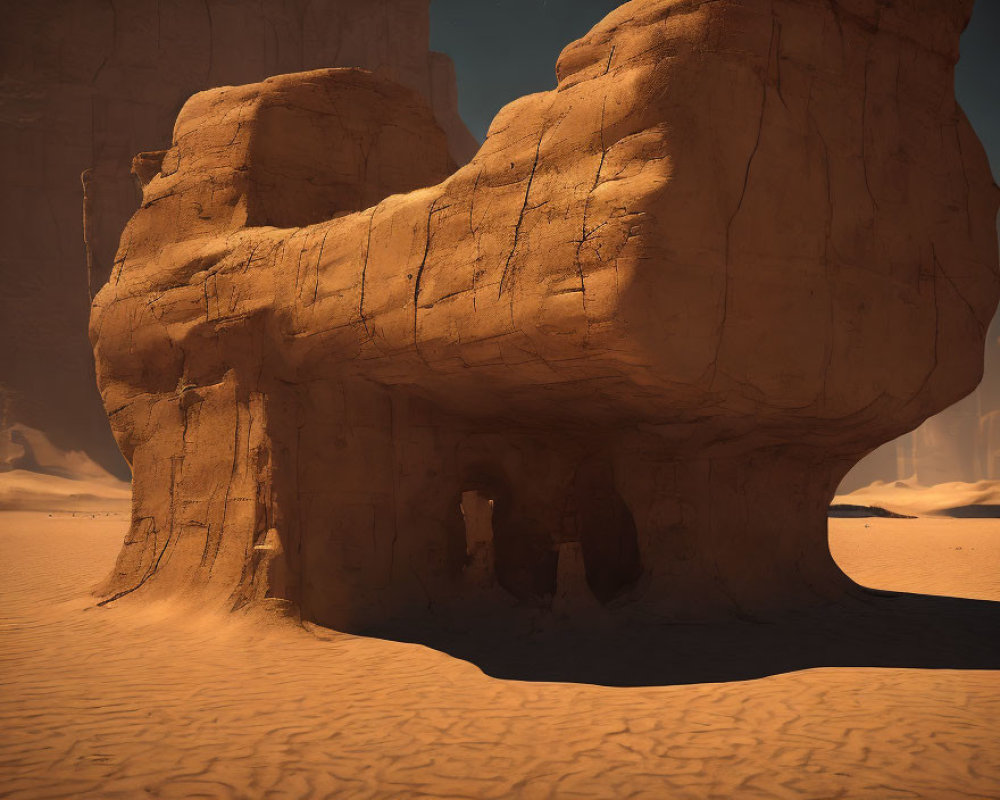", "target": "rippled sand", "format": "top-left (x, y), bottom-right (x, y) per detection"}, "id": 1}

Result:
top-left (1, 511), bottom-right (997, 799)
